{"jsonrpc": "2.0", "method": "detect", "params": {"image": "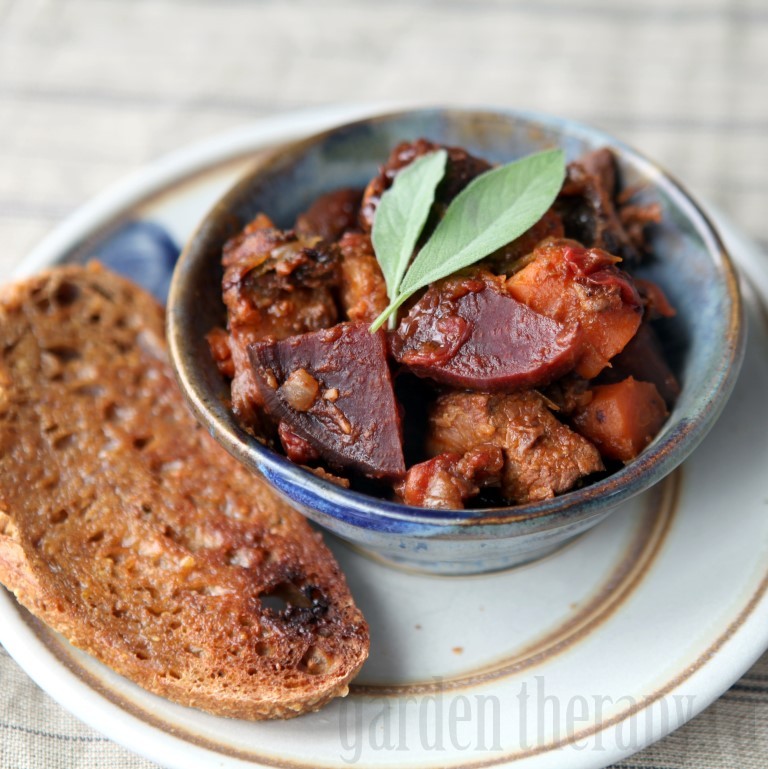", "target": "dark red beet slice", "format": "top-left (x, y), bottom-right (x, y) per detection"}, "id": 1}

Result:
top-left (248, 322), bottom-right (405, 480)
top-left (390, 274), bottom-right (581, 390)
